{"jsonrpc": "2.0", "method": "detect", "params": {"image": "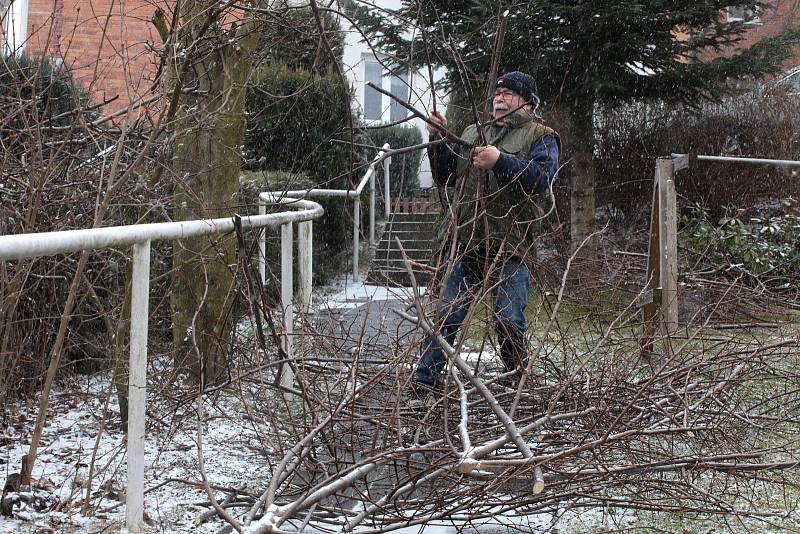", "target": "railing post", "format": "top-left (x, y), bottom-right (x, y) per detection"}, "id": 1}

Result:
top-left (298, 221), bottom-right (313, 312)
top-left (657, 157), bottom-right (678, 333)
top-left (258, 201), bottom-right (266, 286)
top-left (280, 222), bottom-right (294, 388)
top-left (369, 169), bottom-right (376, 246)
top-left (384, 155), bottom-right (391, 219)
top-left (126, 239), bottom-right (151, 533)
top-left (353, 197), bottom-right (360, 282)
